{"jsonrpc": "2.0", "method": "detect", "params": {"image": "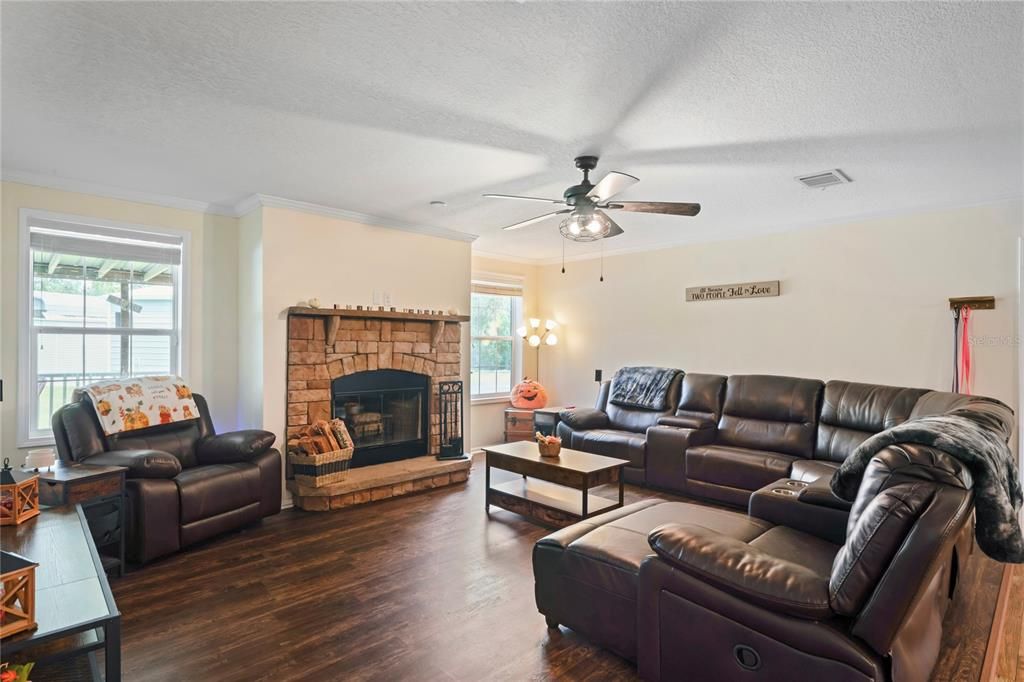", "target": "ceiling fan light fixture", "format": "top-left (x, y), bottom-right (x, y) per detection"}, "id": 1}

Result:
top-left (488, 156), bottom-right (701, 234)
top-left (559, 212), bottom-right (610, 242)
